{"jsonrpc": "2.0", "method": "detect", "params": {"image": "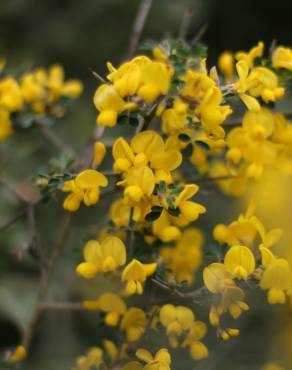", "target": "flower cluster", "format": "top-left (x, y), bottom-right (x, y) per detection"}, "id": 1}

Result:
top-left (3, 38), bottom-right (292, 370)
top-left (0, 60), bottom-right (82, 141)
